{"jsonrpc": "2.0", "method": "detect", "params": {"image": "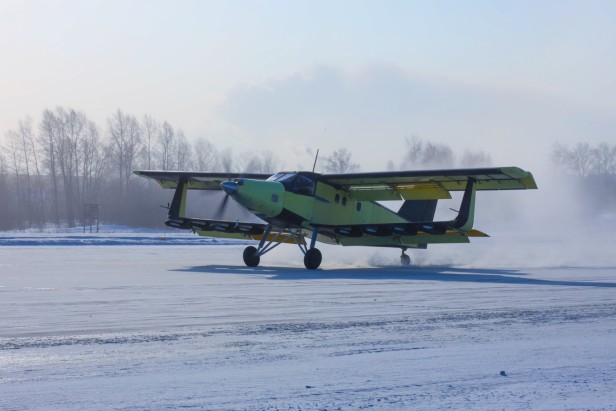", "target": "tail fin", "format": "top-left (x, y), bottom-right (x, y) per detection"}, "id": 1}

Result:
top-left (397, 199), bottom-right (438, 222)
top-left (452, 178), bottom-right (476, 231)
top-left (169, 176), bottom-right (189, 219)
